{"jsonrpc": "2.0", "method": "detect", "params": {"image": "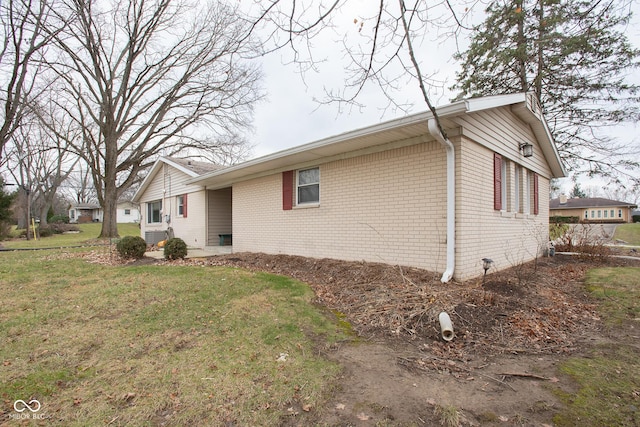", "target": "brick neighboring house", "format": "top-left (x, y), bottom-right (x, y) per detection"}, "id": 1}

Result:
top-left (135, 93), bottom-right (566, 281)
top-left (550, 196), bottom-right (638, 223)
